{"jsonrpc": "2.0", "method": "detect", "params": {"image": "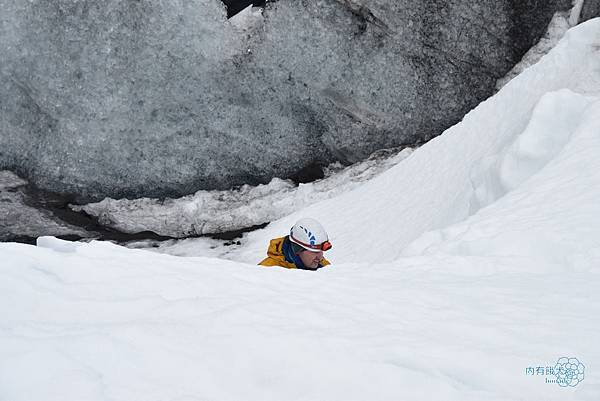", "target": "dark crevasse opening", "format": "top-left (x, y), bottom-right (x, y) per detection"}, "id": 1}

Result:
top-left (222, 0), bottom-right (266, 18)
